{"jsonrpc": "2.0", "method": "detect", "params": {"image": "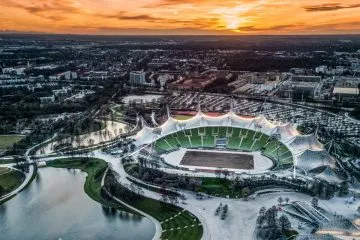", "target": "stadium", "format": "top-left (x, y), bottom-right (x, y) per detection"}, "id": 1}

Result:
top-left (134, 108), bottom-right (339, 182)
